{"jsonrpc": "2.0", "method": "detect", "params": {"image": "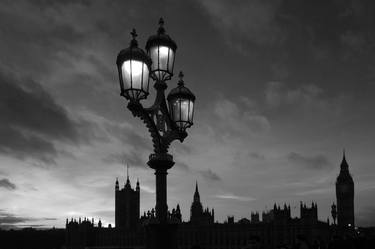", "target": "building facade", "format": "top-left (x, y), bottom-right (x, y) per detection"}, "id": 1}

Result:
top-left (115, 172), bottom-right (140, 229)
top-left (66, 154), bottom-right (355, 249)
